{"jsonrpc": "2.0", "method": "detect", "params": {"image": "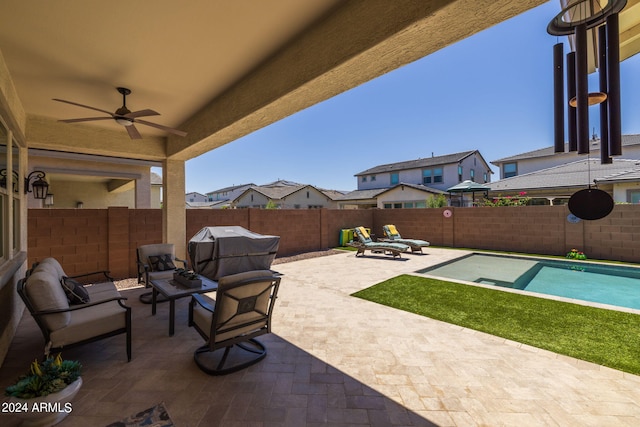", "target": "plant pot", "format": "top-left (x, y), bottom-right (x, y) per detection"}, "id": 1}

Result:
top-left (7, 377), bottom-right (82, 427)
